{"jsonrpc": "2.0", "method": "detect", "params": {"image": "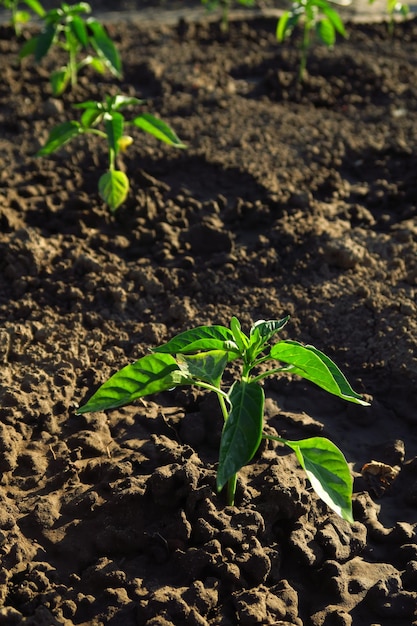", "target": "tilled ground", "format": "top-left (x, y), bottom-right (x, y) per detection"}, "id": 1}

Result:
top-left (0, 5), bottom-right (417, 625)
